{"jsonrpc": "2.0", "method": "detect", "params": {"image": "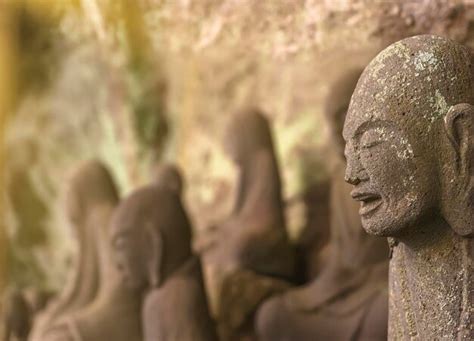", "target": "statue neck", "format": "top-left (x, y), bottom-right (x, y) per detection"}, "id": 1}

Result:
top-left (389, 219), bottom-right (473, 340)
